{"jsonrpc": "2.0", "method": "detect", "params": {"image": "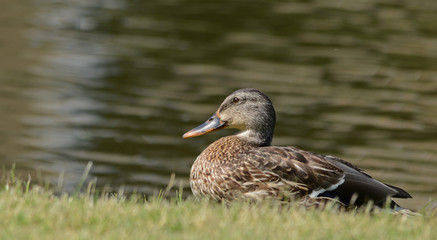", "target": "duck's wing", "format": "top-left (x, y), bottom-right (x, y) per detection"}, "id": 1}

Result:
top-left (244, 146), bottom-right (411, 206)
top-left (324, 155), bottom-right (412, 200)
top-left (244, 146), bottom-right (345, 198)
